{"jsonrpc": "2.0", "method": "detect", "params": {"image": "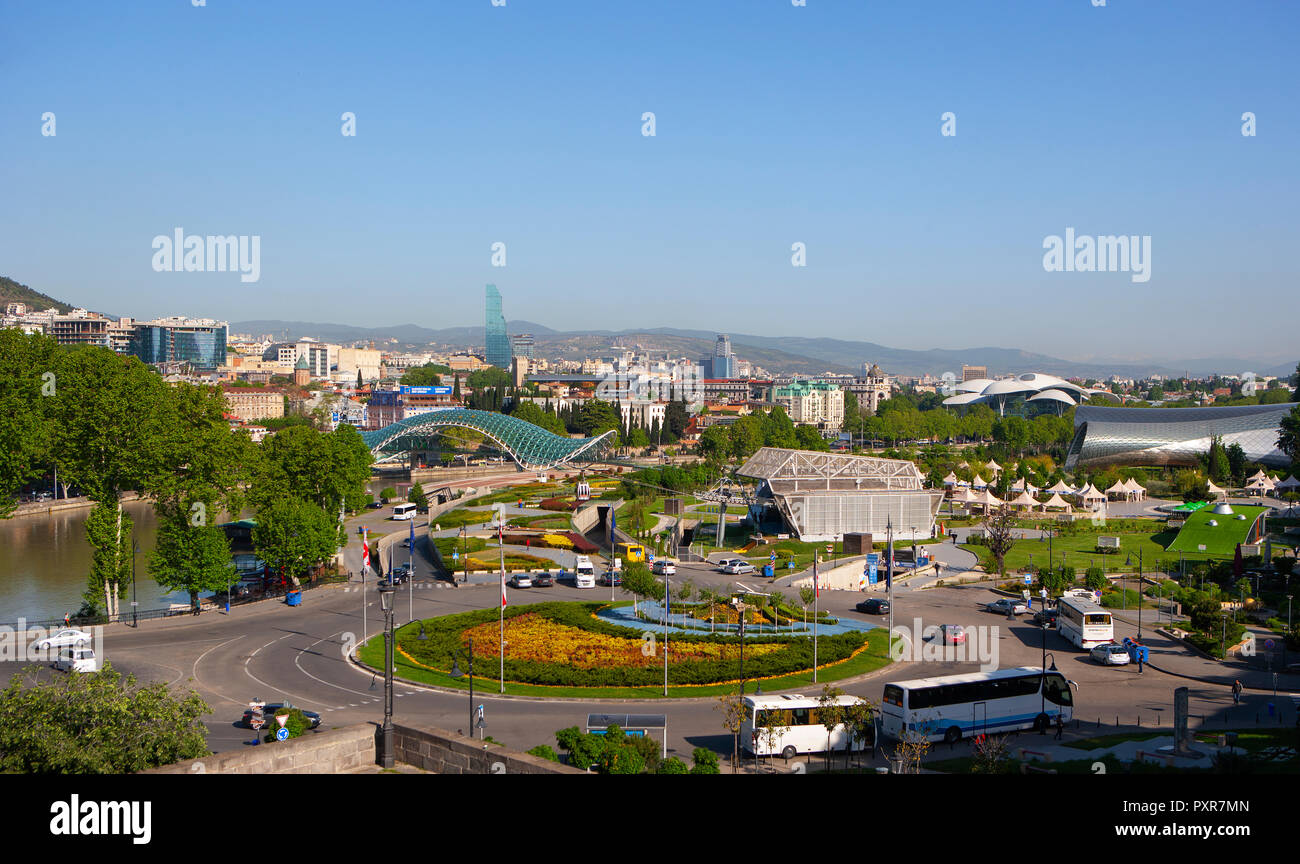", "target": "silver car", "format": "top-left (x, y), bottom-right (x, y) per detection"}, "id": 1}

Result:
top-left (984, 598), bottom-right (1028, 615)
top-left (1090, 642), bottom-right (1131, 666)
